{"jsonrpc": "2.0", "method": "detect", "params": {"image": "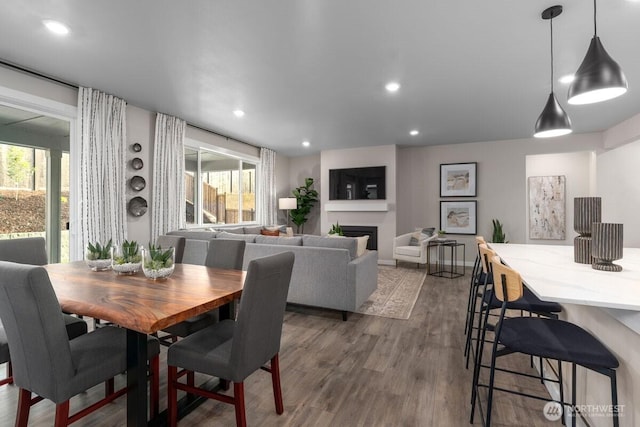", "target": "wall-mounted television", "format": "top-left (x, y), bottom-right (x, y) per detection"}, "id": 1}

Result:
top-left (329, 166), bottom-right (386, 200)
